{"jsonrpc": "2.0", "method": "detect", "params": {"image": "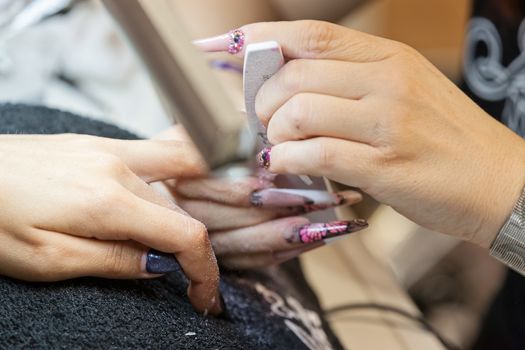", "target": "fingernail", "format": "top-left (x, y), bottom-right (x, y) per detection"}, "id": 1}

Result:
top-left (209, 59), bottom-right (243, 74)
top-left (193, 29), bottom-right (245, 54)
top-left (256, 147), bottom-right (271, 169)
top-left (273, 242), bottom-right (325, 261)
top-left (145, 249), bottom-right (180, 274)
top-left (208, 292), bottom-right (224, 315)
top-left (285, 219), bottom-right (368, 244)
top-left (250, 188), bottom-right (344, 208)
